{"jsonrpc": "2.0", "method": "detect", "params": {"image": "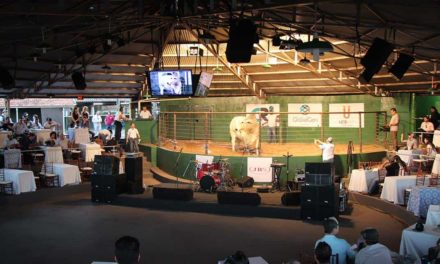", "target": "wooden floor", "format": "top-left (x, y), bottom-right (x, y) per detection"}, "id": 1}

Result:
top-left (158, 140), bottom-right (386, 156)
